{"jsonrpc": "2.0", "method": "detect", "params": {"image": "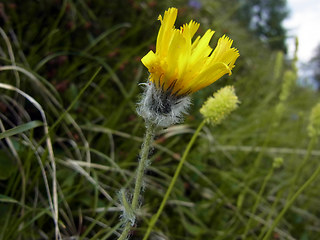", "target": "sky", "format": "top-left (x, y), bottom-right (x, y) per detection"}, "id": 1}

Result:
top-left (284, 0), bottom-right (320, 63)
